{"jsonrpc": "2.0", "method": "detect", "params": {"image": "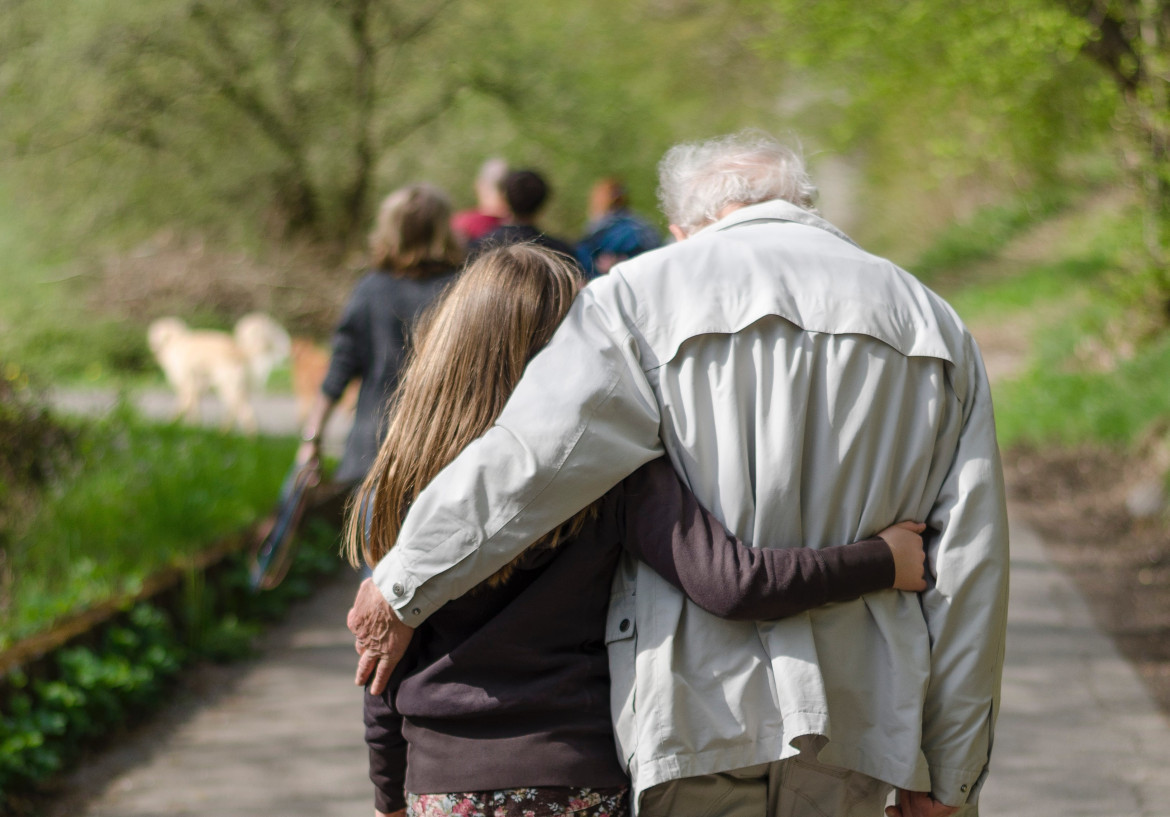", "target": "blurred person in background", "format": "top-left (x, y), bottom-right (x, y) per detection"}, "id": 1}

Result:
top-left (576, 177), bottom-right (661, 278)
top-left (450, 158), bottom-right (510, 245)
top-left (467, 169), bottom-right (577, 262)
top-left (296, 183), bottom-right (462, 516)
